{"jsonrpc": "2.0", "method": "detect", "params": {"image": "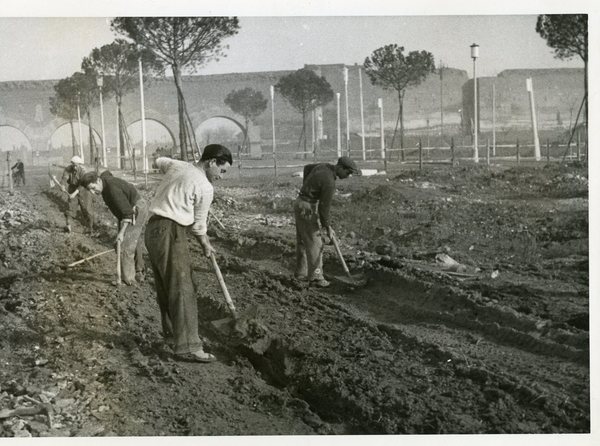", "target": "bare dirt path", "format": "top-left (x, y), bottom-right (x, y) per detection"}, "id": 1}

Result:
top-left (0, 162), bottom-right (590, 437)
